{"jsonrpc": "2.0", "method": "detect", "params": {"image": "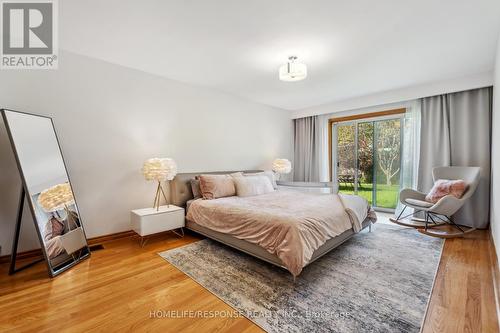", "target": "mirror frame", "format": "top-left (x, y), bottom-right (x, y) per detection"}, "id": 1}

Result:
top-left (1, 108), bottom-right (90, 277)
